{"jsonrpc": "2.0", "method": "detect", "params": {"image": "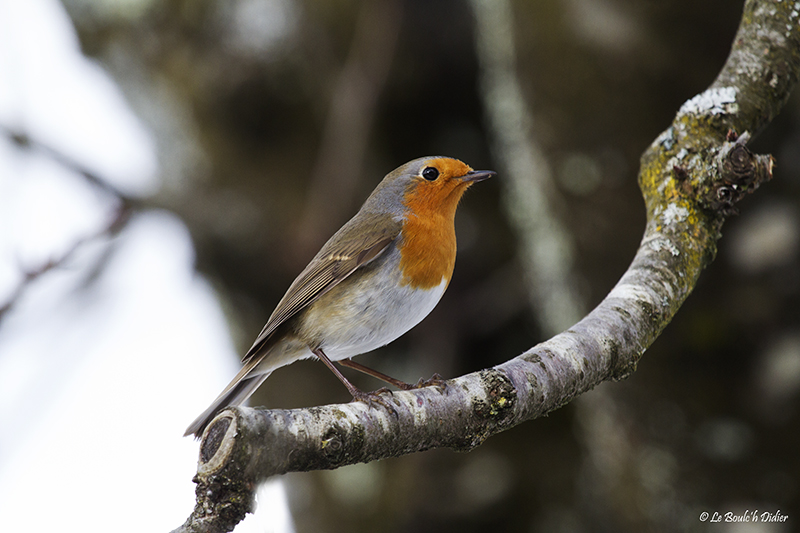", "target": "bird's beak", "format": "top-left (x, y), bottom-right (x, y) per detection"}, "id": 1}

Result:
top-left (461, 170), bottom-right (496, 183)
